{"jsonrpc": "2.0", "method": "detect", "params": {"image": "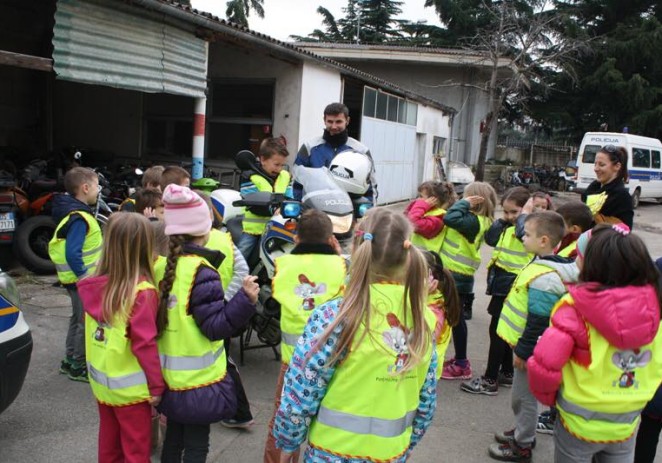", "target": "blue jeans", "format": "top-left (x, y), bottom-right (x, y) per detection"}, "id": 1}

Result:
top-left (237, 233), bottom-right (260, 261)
